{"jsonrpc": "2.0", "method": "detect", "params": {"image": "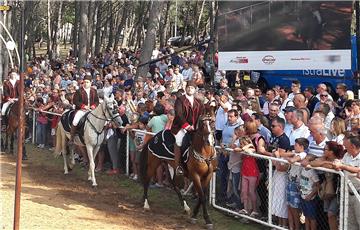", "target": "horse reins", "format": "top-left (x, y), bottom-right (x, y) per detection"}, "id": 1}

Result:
top-left (85, 102), bottom-right (121, 146)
